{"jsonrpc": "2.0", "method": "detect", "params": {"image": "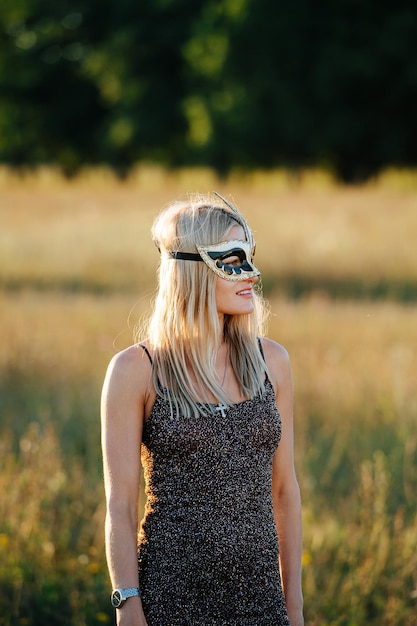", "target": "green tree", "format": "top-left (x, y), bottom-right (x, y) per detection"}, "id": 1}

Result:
top-left (1, 0), bottom-right (417, 180)
top-left (183, 0), bottom-right (417, 181)
top-left (0, 0), bottom-right (204, 173)
top-left (0, 0), bottom-right (104, 172)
